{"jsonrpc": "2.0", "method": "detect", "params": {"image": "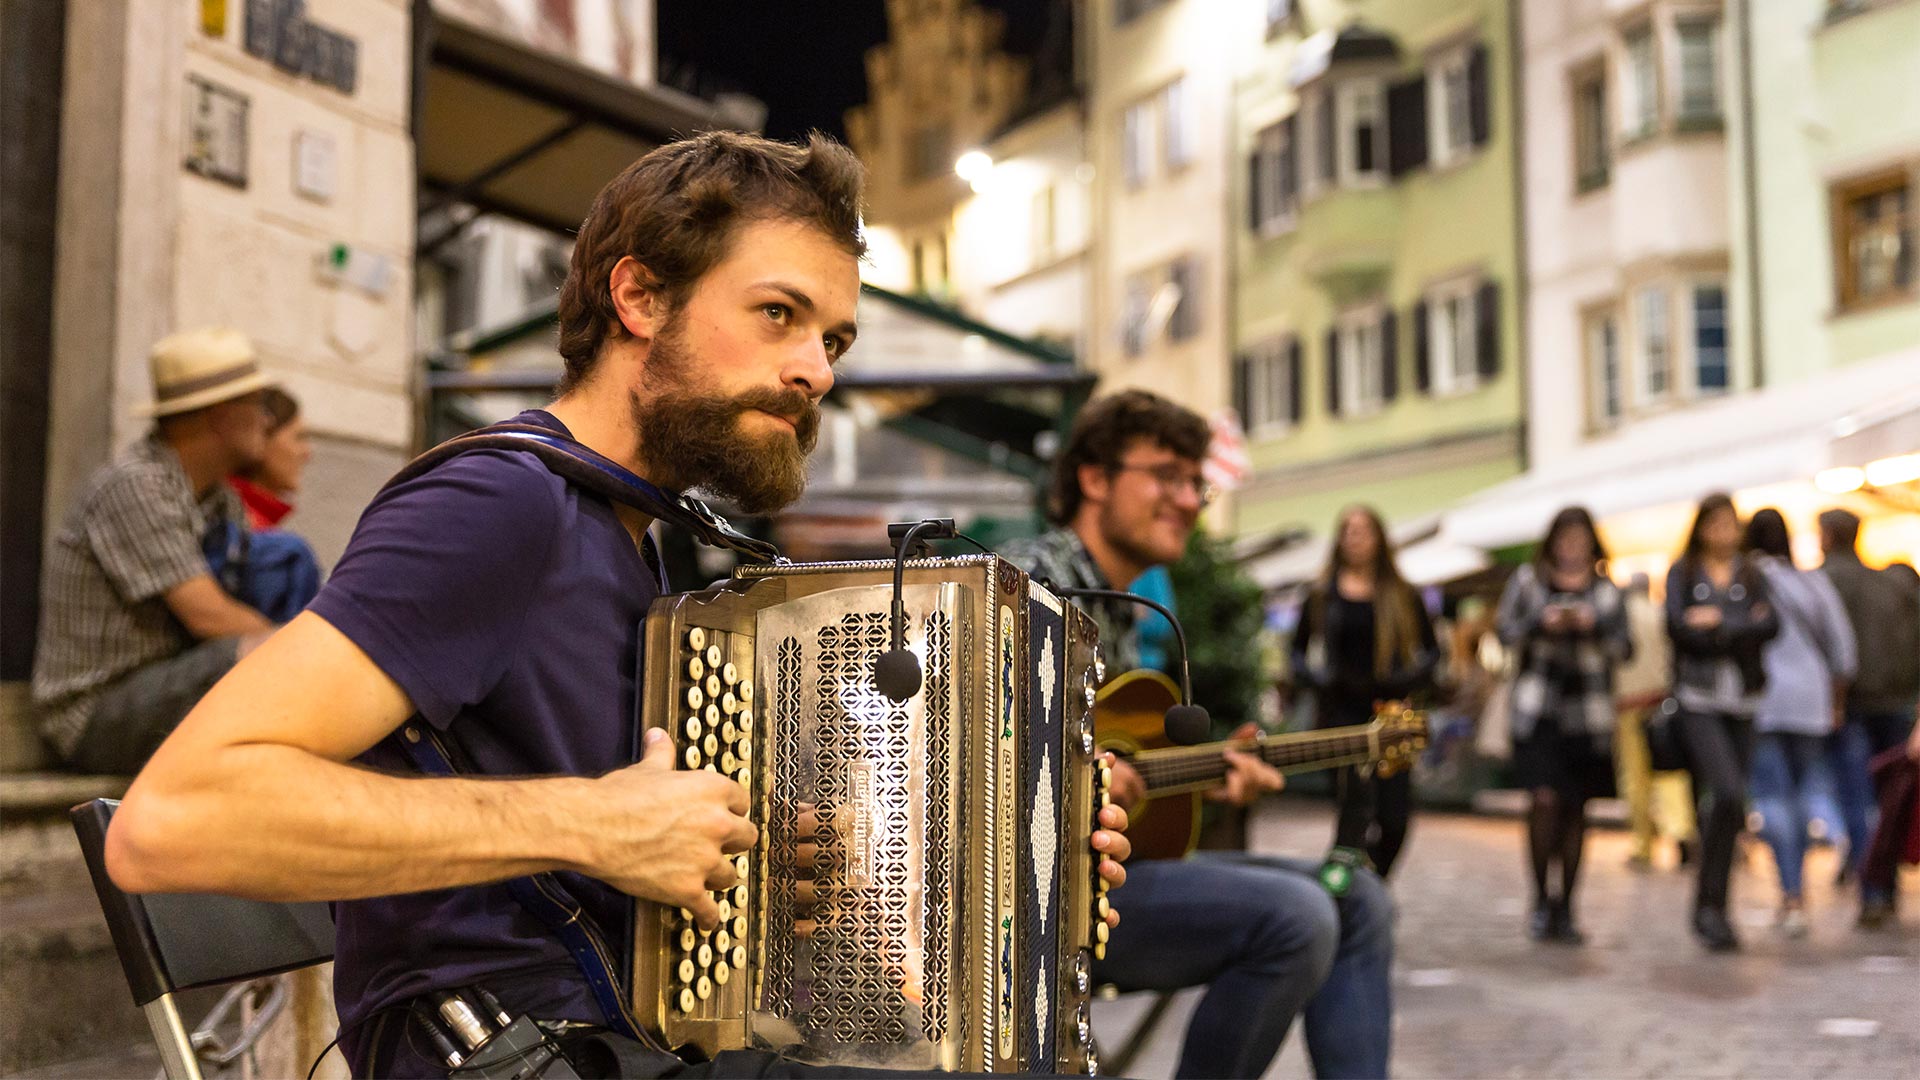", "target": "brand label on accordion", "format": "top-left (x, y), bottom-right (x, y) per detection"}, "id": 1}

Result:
top-left (846, 760), bottom-right (875, 888)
